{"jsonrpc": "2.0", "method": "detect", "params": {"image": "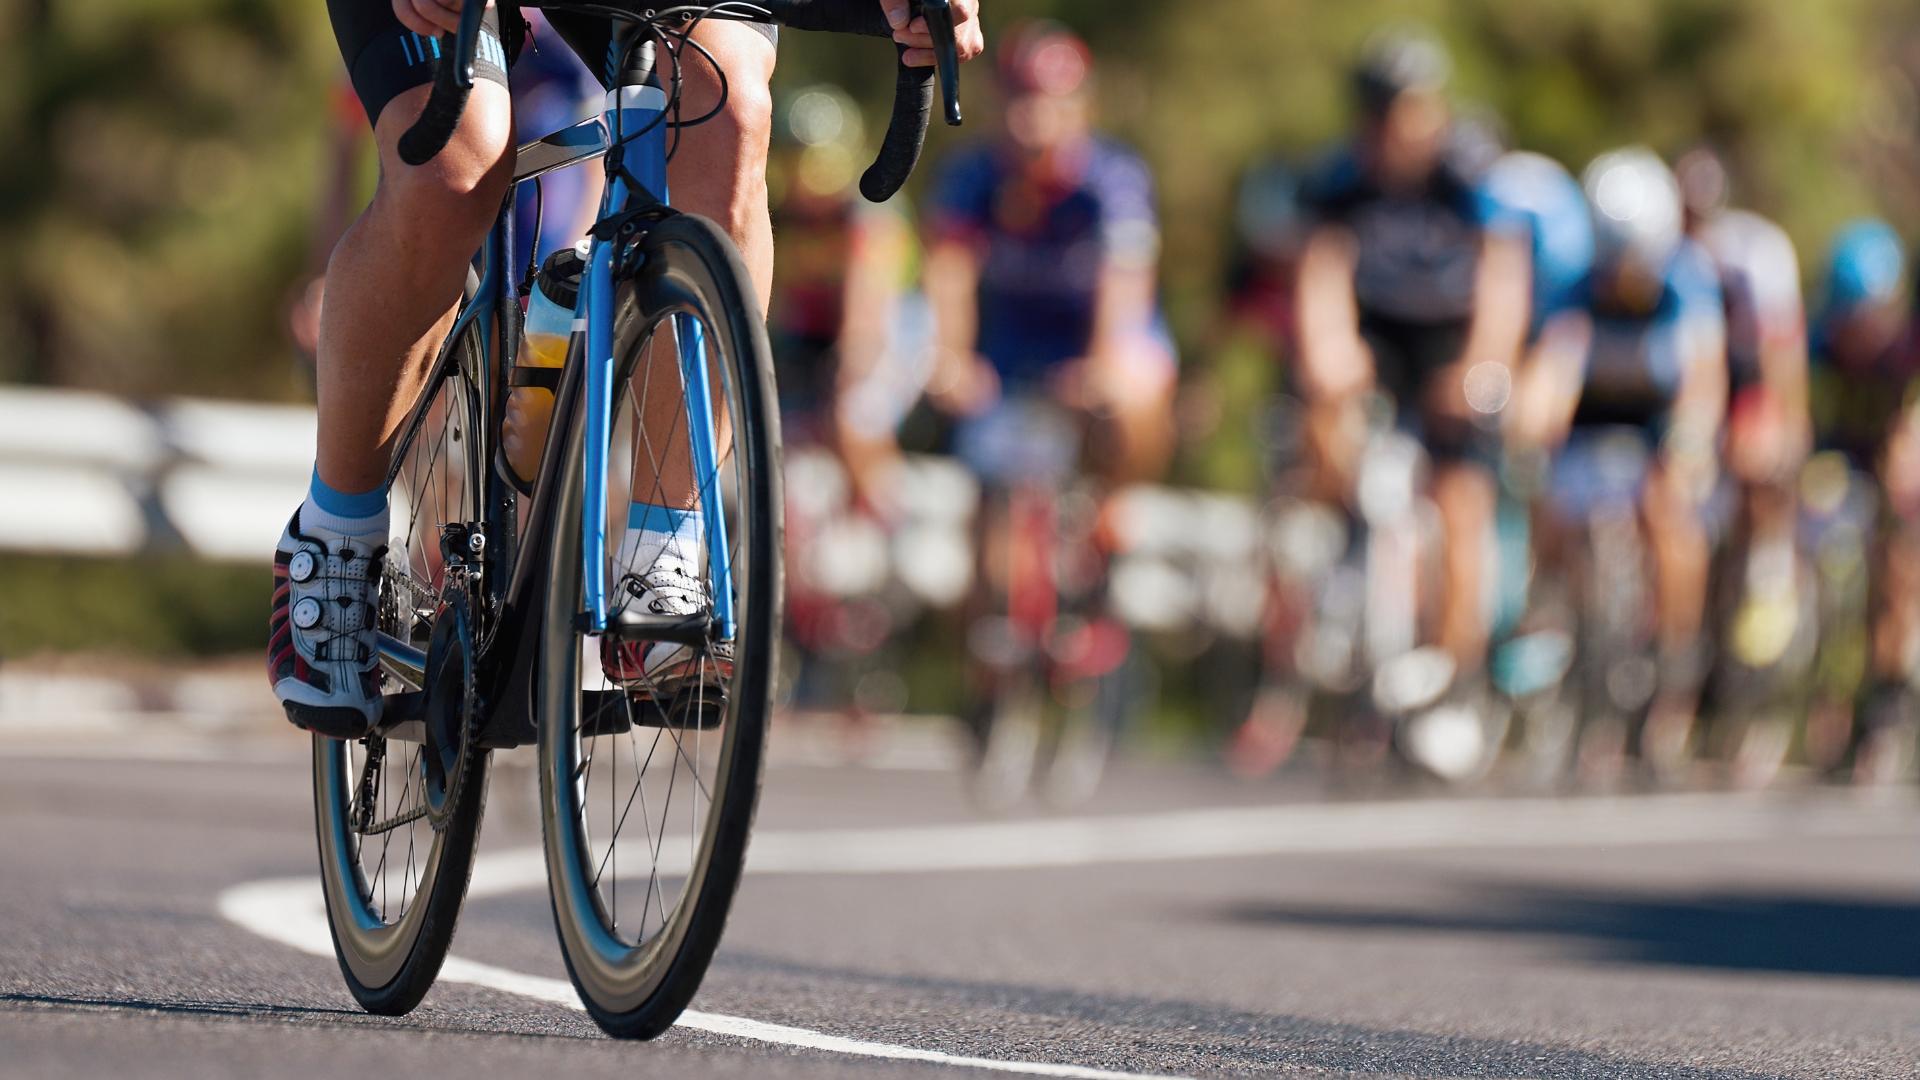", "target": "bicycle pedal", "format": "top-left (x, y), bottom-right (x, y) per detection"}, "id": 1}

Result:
top-left (577, 687), bottom-right (727, 736)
